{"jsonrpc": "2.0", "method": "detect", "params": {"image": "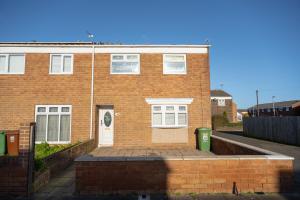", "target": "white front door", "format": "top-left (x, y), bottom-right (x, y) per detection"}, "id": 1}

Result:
top-left (99, 108), bottom-right (114, 146)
